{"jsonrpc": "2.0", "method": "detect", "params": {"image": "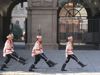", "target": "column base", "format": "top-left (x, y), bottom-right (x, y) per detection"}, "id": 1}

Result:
top-left (25, 43), bottom-right (58, 50)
